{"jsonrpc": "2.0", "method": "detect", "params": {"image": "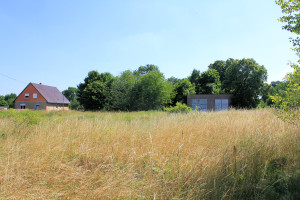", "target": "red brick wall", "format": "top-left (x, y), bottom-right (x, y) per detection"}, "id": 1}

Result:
top-left (15, 83), bottom-right (47, 102)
